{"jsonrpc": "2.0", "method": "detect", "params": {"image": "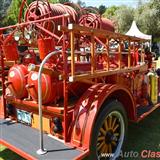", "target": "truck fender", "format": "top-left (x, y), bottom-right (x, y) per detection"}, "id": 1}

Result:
top-left (70, 83), bottom-right (136, 150)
